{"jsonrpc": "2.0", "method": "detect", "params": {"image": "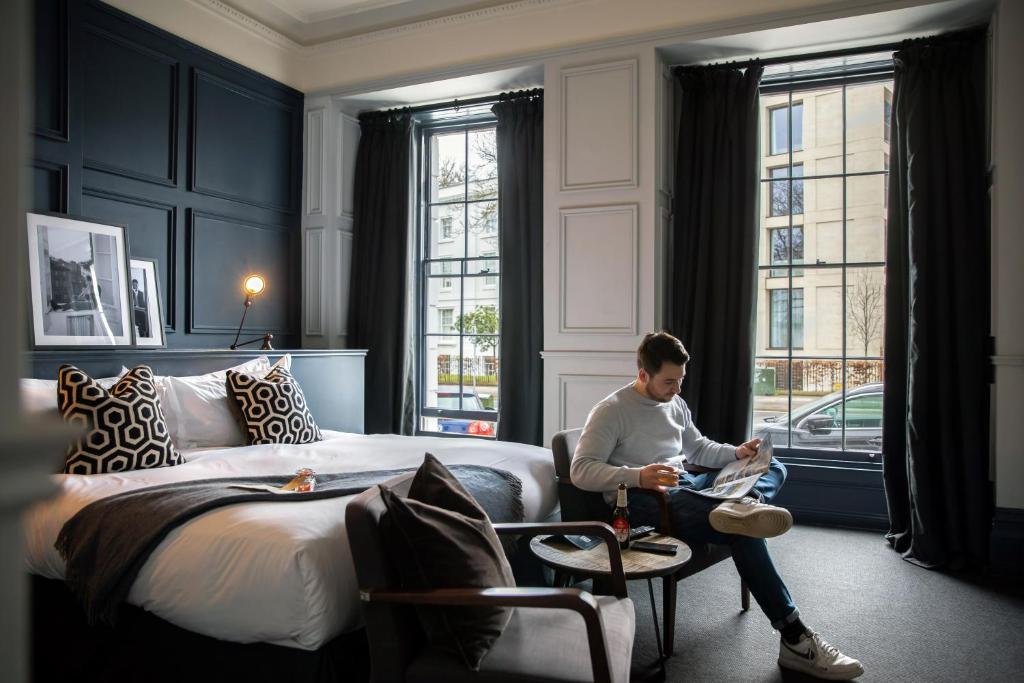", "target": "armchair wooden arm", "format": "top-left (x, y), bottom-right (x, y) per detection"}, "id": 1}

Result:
top-left (362, 587), bottom-right (616, 683)
top-left (493, 521), bottom-right (627, 597)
